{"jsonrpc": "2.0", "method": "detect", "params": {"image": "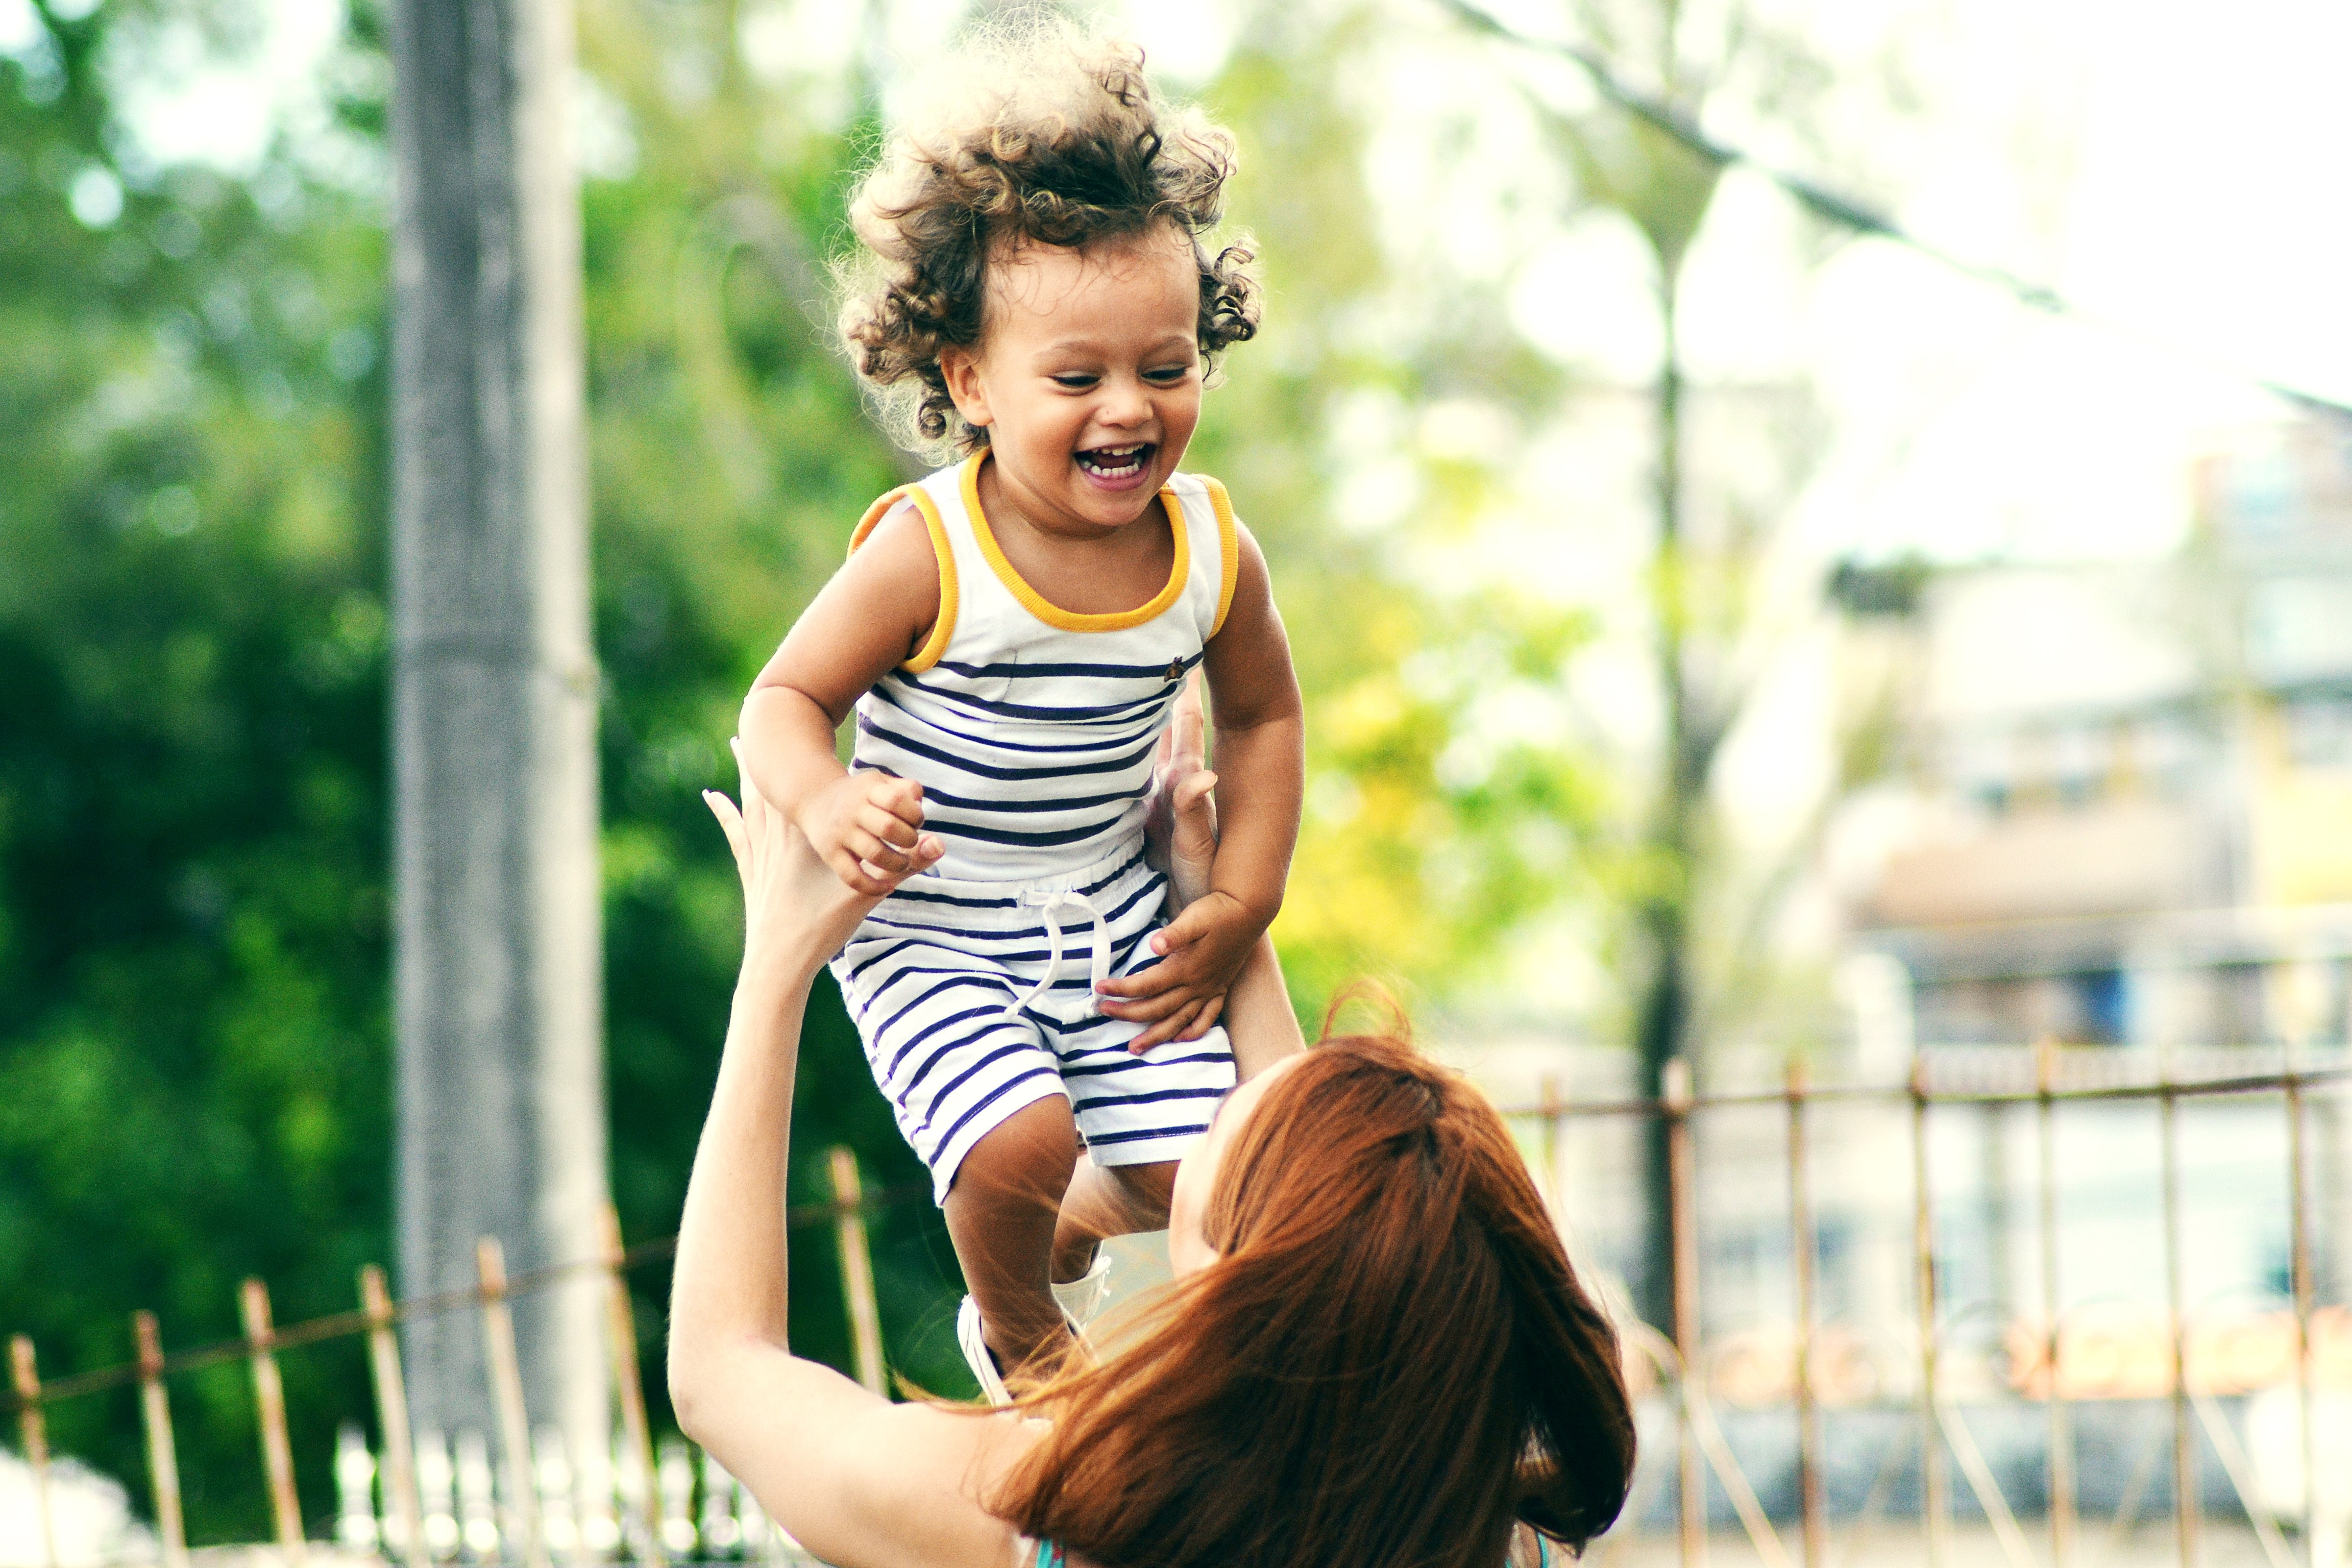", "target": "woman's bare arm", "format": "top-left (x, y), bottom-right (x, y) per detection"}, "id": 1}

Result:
top-left (667, 761), bottom-right (1019, 1568)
